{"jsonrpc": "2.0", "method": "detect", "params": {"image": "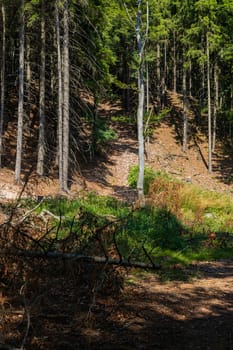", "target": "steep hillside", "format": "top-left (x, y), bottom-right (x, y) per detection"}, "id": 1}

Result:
top-left (0, 93), bottom-right (232, 201)
top-left (74, 93), bottom-right (233, 200)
